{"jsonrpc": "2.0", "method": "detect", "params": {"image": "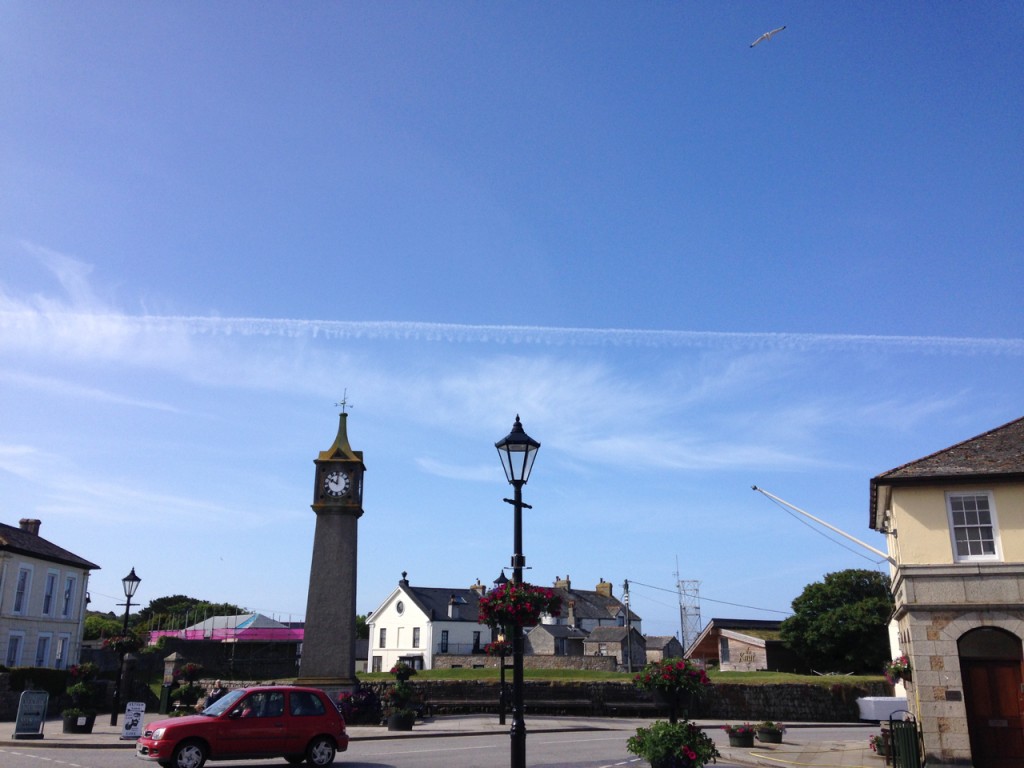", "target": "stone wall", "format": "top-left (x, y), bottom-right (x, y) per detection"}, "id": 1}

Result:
top-left (430, 654), bottom-right (617, 672)
top-left (375, 679), bottom-right (891, 721)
